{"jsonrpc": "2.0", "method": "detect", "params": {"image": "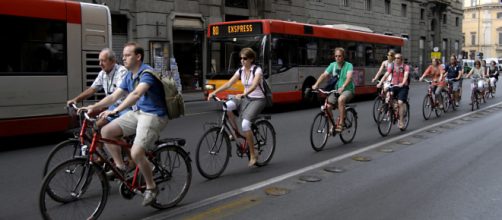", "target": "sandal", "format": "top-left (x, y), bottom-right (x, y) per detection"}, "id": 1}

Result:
top-left (335, 124), bottom-right (344, 133)
top-left (248, 156), bottom-right (257, 167)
